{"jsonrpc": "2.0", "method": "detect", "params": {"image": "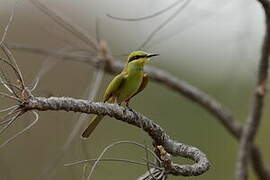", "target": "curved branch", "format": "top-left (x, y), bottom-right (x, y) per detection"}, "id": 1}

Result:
top-left (237, 0), bottom-right (270, 179)
top-left (7, 43), bottom-right (270, 179)
top-left (22, 96), bottom-right (210, 177)
top-left (28, 0), bottom-right (98, 50)
top-left (7, 43), bottom-right (241, 135)
top-left (106, 0), bottom-right (183, 22)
